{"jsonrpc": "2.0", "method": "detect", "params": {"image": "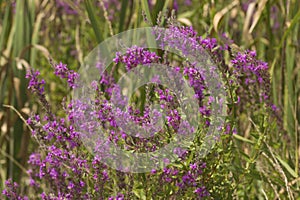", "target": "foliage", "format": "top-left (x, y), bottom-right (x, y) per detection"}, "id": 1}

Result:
top-left (0, 0), bottom-right (299, 199)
